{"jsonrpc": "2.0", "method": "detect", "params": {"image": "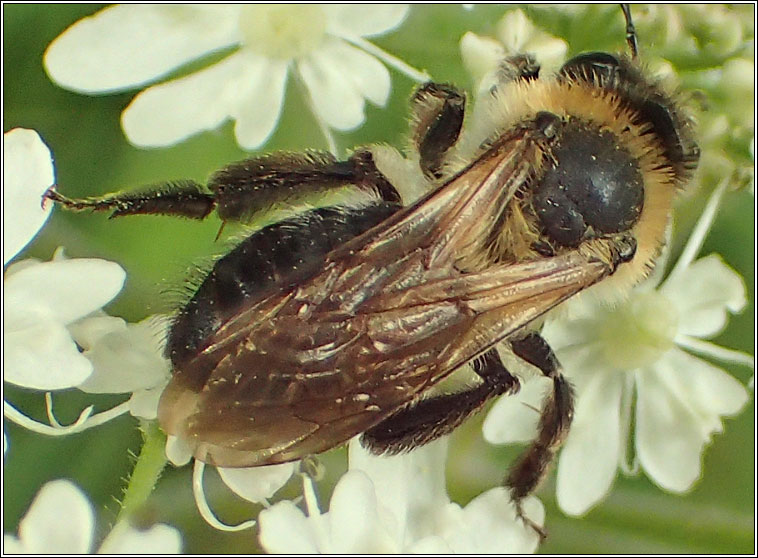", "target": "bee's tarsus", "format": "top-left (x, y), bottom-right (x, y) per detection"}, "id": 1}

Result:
top-left (534, 111), bottom-right (561, 140)
top-left (514, 501), bottom-right (548, 542)
top-left (615, 234), bottom-right (638, 263)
